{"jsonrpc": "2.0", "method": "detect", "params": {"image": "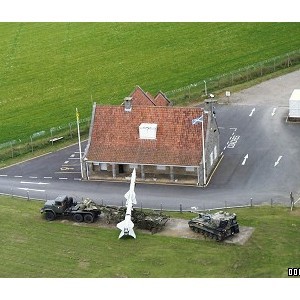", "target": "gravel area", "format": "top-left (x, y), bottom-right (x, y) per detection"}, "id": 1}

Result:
top-left (155, 218), bottom-right (254, 245)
